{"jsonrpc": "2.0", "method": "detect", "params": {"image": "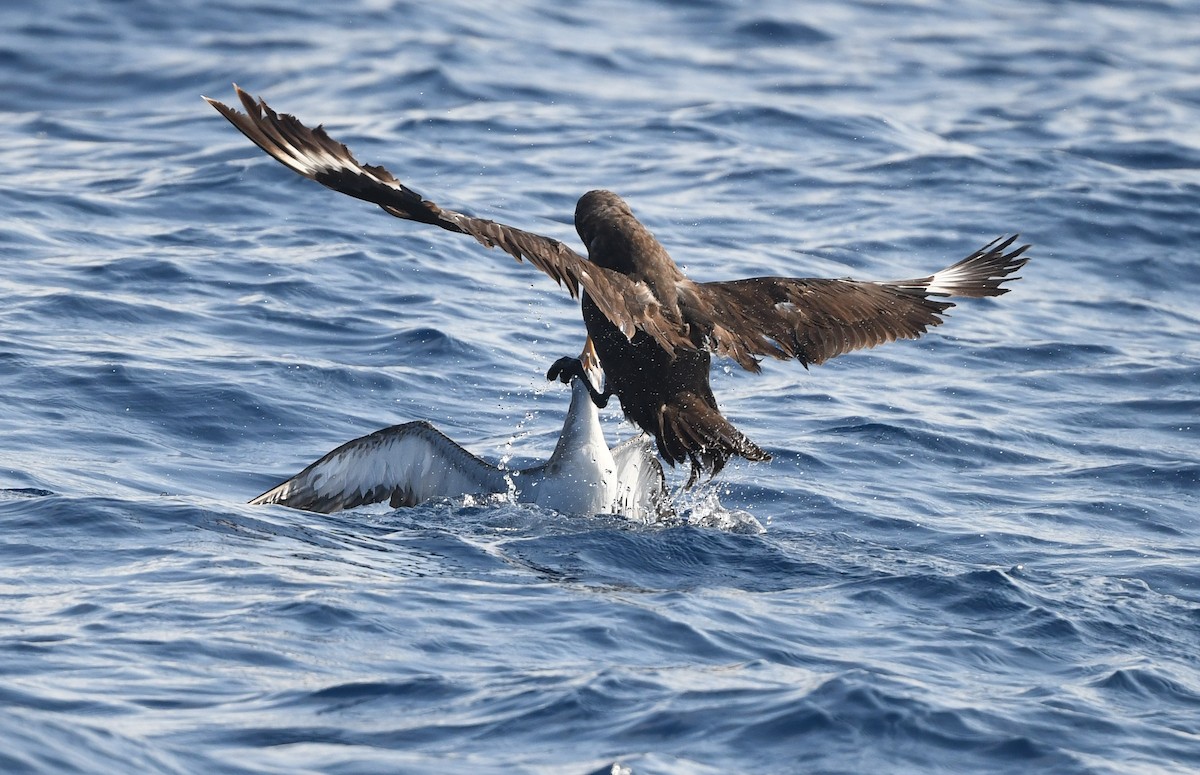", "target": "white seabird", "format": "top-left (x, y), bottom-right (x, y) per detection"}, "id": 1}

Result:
top-left (250, 375), bottom-right (671, 522)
